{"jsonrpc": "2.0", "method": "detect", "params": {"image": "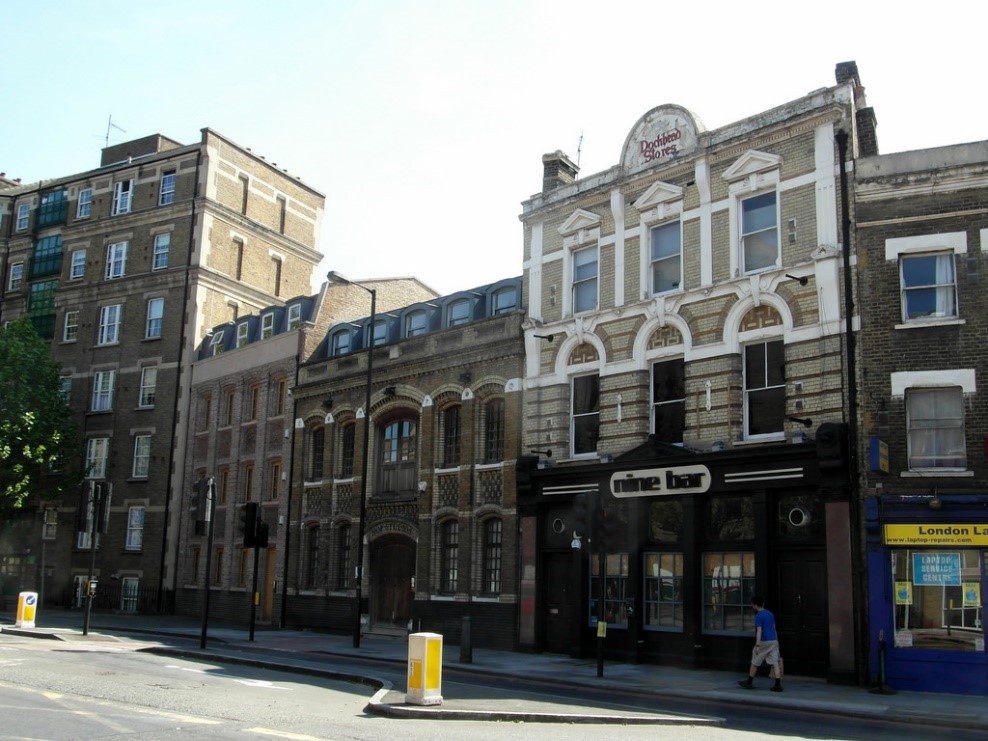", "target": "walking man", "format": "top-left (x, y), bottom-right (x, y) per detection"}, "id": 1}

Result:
top-left (738, 595), bottom-right (783, 692)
